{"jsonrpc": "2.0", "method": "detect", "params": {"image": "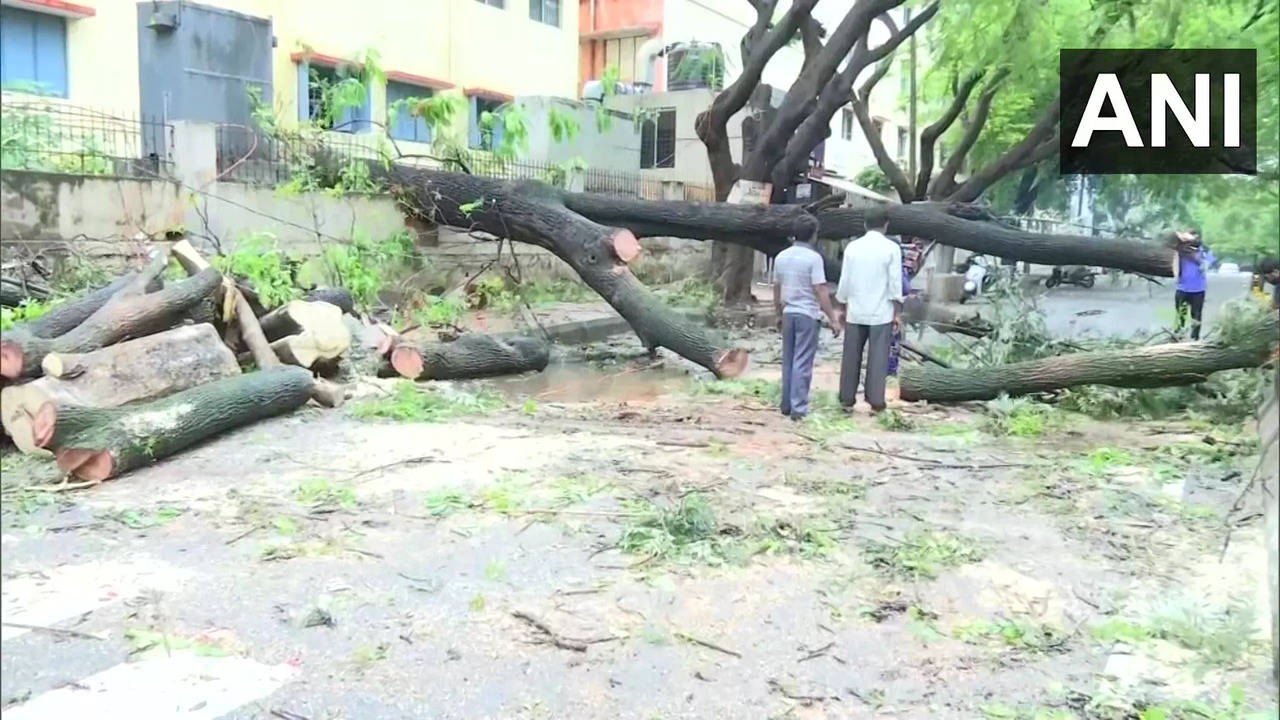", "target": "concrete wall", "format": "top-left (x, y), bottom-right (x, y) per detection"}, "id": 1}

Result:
top-left (0, 119), bottom-right (710, 283)
top-left (518, 96), bottom-right (641, 172)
